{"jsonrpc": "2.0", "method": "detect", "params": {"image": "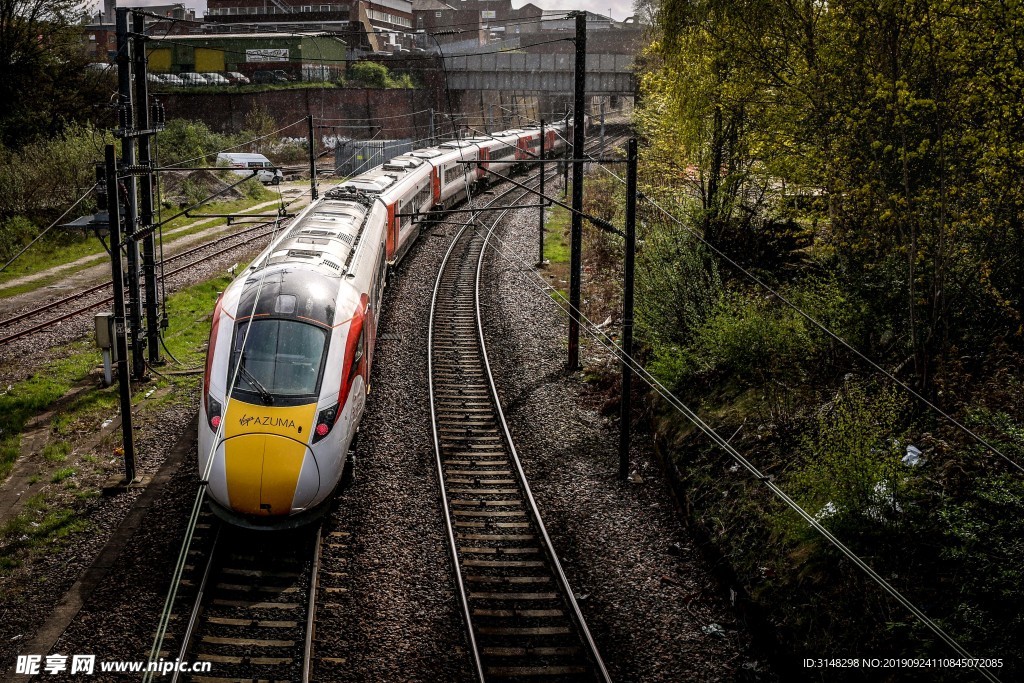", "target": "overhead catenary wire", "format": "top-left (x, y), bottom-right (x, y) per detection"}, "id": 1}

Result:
top-left (143, 210), bottom-right (292, 681)
top-left (0, 185), bottom-right (98, 276)
top-left (455, 182), bottom-right (1001, 683)
top-left (316, 108), bottom-right (434, 122)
